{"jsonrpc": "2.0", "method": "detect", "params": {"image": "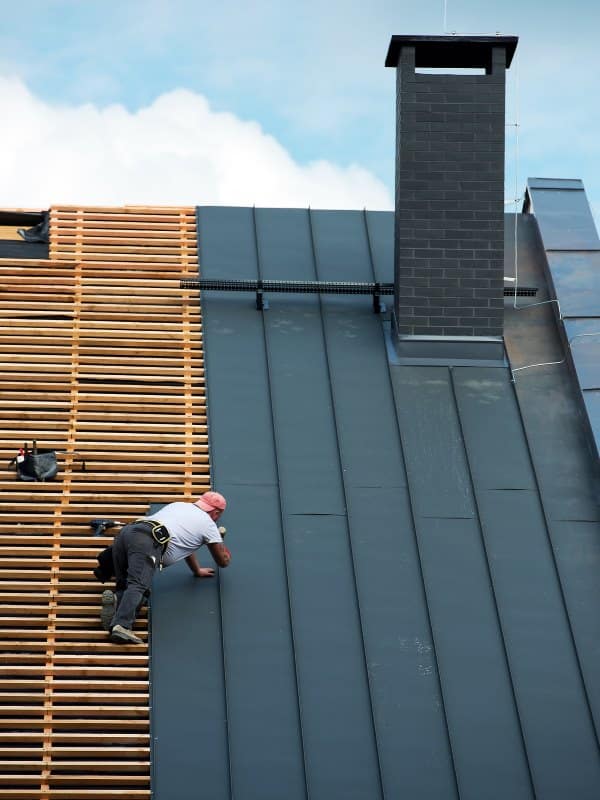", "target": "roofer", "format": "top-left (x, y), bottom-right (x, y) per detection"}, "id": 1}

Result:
top-left (101, 491), bottom-right (230, 644)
